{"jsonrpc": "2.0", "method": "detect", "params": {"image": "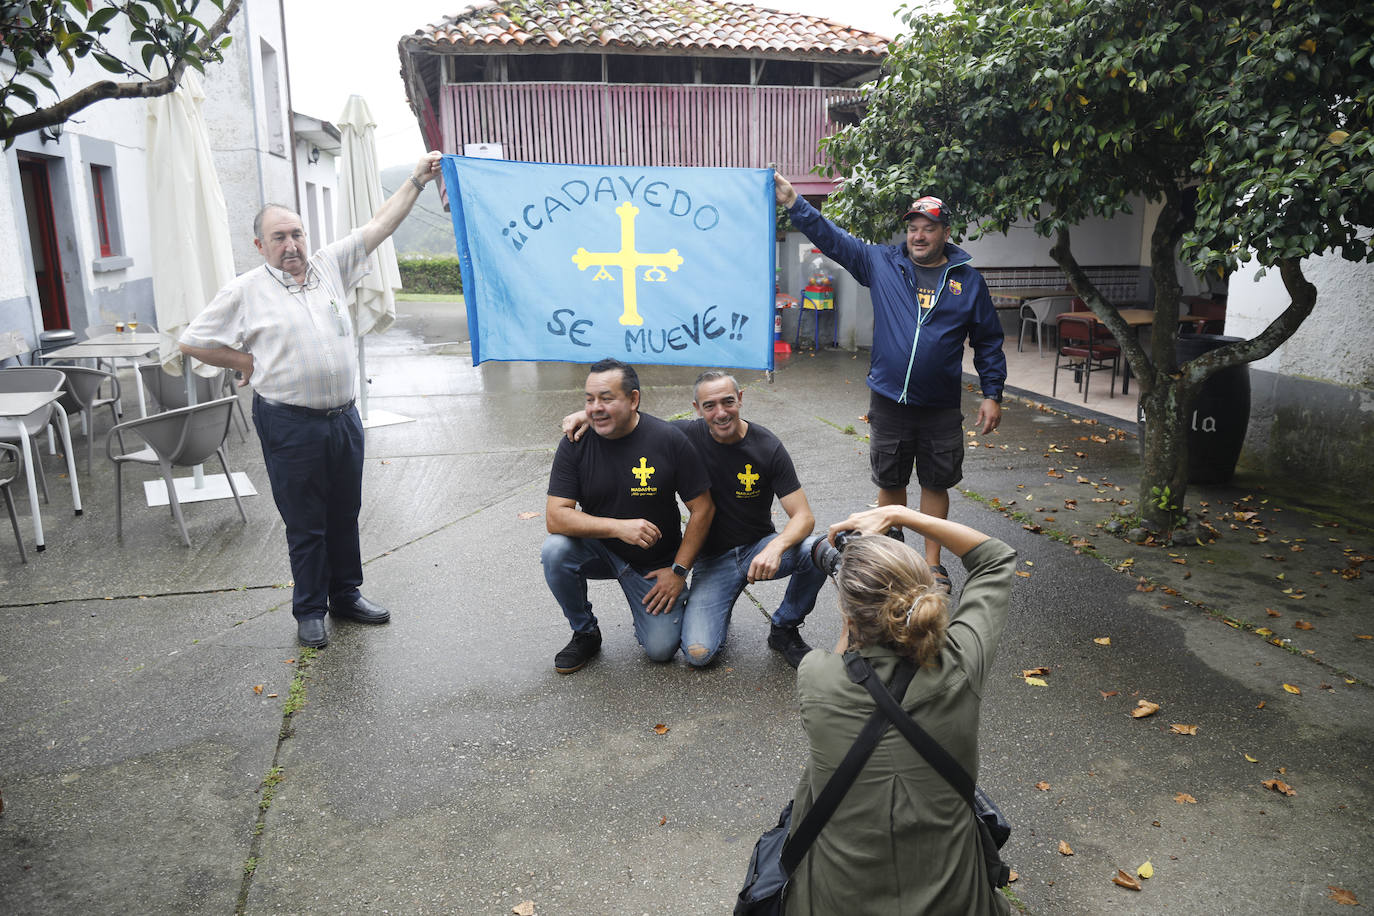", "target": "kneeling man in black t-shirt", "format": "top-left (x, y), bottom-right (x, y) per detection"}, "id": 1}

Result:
top-left (564, 370), bottom-right (826, 669)
top-left (543, 359), bottom-right (715, 674)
